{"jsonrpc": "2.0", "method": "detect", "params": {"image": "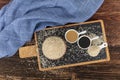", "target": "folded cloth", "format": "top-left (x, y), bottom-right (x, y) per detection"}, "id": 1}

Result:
top-left (0, 0), bottom-right (104, 58)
